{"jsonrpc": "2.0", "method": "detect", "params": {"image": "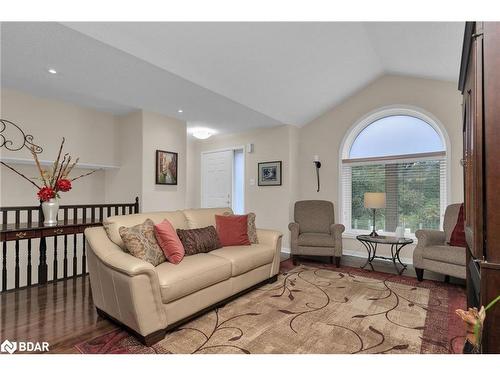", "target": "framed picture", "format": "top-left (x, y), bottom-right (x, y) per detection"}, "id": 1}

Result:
top-left (156, 150), bottom-right (178, 185)
top-left (258, 161), bottom-right (282, 186)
